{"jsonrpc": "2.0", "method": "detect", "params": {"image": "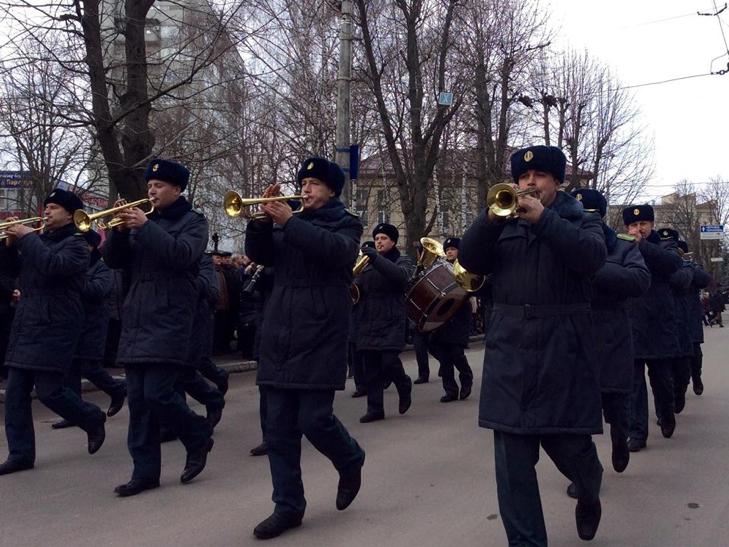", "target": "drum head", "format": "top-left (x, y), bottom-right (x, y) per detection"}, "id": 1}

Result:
top-left (407, 262), bottom-right (468, 332)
